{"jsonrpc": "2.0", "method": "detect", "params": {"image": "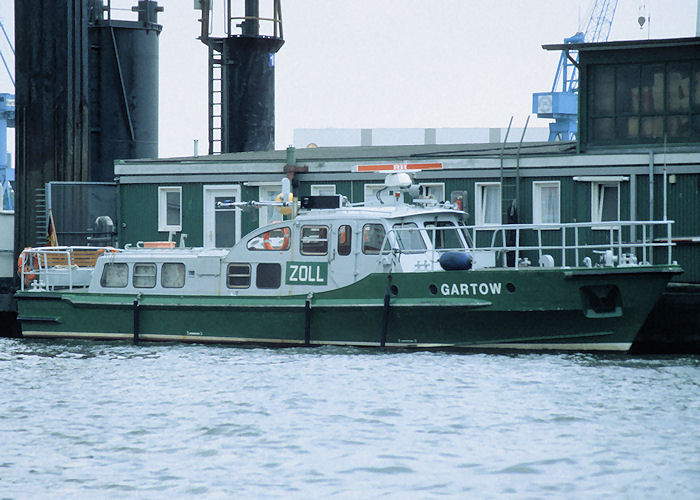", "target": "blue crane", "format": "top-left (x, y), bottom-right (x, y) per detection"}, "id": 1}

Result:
top-left (0, 18), bottom-right (14, 210)
top-left (533, 0), bottom-right (618, 141)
